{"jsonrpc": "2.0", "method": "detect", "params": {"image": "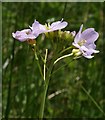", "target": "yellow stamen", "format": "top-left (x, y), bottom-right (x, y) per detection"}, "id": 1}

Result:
top-left (45, 23), bottom-right (51, 30)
